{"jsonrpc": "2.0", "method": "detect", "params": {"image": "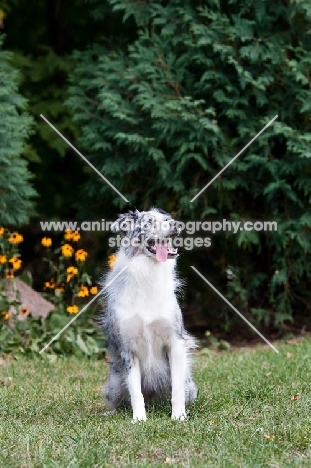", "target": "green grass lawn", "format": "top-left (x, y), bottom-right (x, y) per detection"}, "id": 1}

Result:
top-left (1, 338), bottom-right (311, 468)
